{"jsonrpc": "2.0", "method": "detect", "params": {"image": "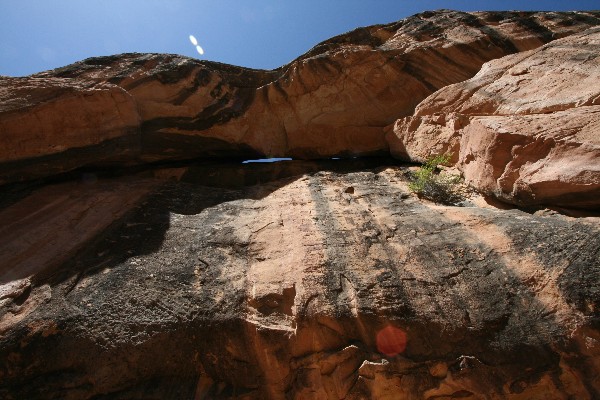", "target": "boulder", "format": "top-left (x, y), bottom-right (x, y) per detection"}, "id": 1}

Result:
top-left (387, 28), bottom-right (600, 208)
